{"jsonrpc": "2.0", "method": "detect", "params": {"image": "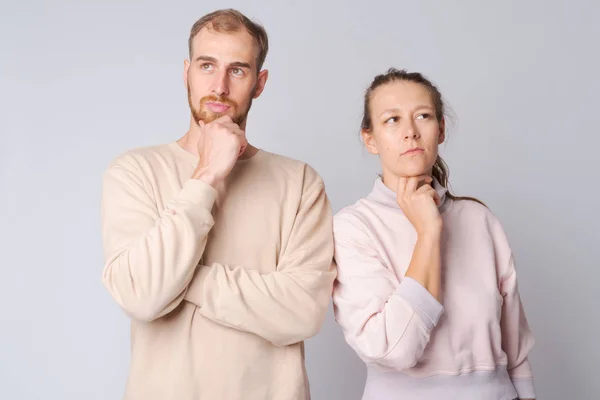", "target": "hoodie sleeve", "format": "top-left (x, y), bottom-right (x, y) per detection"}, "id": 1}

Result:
top-left (182, 171), bottom-right (336, 347)
top-left (100, 155), bottom-right (217, 322)
top-left (500, 253), bottom-right (536, 399)
top-left (331, 212), bottom-right (443, 371)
